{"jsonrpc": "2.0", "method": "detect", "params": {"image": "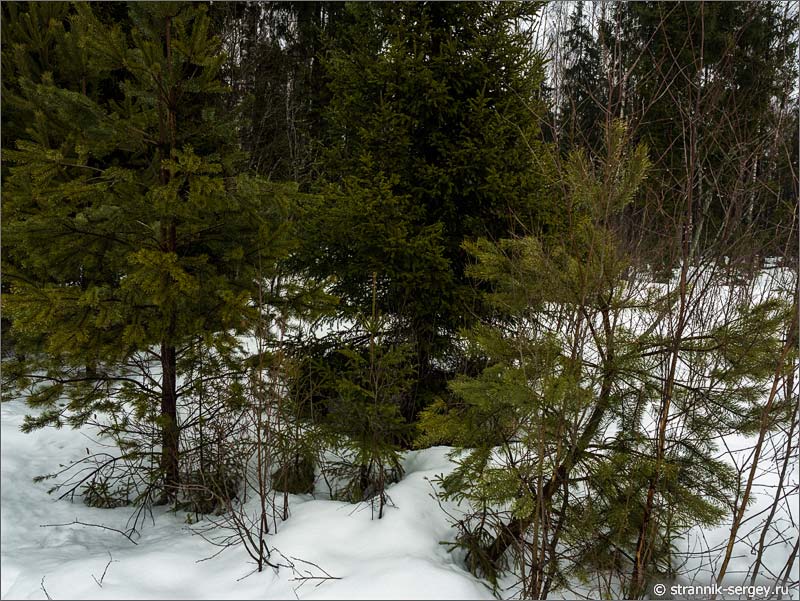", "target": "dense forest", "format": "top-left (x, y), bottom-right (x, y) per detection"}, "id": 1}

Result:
top-left (1, 2), bottom-right (798, 599)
